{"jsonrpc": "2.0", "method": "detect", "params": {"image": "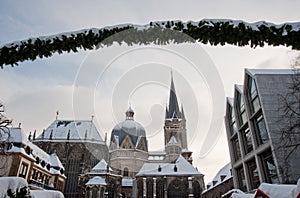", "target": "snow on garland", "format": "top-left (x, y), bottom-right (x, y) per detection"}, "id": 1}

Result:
top-left (0, 19), bottom-right (300, 67)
